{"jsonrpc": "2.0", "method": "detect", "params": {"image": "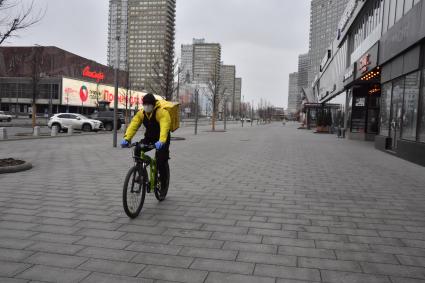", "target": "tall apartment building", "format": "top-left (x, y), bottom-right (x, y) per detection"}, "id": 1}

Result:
top-left (287, 72), bottom-right (299, 114)
top-left (180, 38), bottom-right (205, 84)
top-left (192, 43), bottom-right (221, 84)
top-left (235, 78), bottom-right (242, 117)
top-left (220, 65), bottom-right (236, 116)
top-left (298, 53), bottom-right (310, 101)
top-left (107, 0), bottom-right (176, 97)
top-left (308, 0), bottom-right (349, 86)
top-left (107, 0), bottom-right (128, 71)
